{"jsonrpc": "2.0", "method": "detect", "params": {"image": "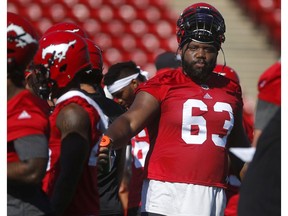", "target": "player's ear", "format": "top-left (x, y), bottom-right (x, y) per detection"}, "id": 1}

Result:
top-left (131, 79), bottom-right (138, 88)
